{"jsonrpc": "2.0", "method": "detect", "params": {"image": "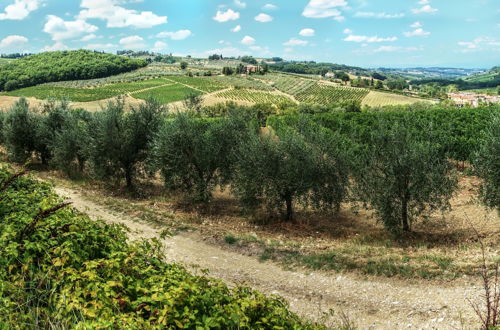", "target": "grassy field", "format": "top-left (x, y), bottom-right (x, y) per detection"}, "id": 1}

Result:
top-left (202, 75), bottom-right (274, 91)
top-left (133, 83), bottom-right (201, 103)
top-left (165, 76), bottom-right (226, 93)
top-left (4, 78), bottom-right (170, 102)
top-left (362, 91), bottom-right (432, 107)
top-left (213, 89), bottom-right (293, 104)
top-left (295, 84), bottom-right (369, 104)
